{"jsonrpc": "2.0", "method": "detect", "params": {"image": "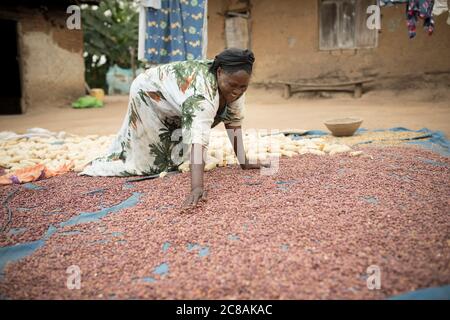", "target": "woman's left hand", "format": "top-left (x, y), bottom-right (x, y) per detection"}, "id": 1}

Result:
top-left (181, 187), bottom-right (207, 211)
top-left (240, 161), bottom-right (270, 170)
